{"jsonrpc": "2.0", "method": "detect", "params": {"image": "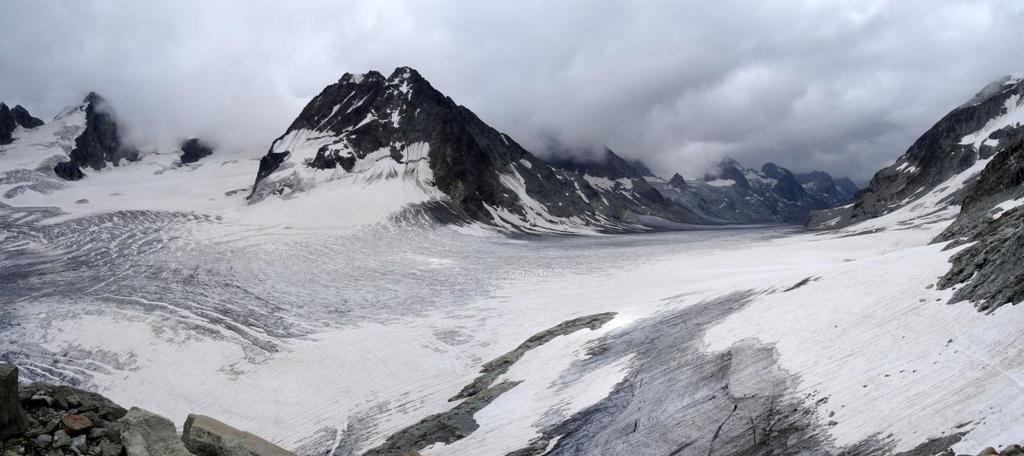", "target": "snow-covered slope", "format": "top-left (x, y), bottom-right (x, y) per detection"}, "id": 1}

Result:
top-left (249, 67), bottom-right (707, 234)
top-left (810, 75), bottom-right (1024, 229)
